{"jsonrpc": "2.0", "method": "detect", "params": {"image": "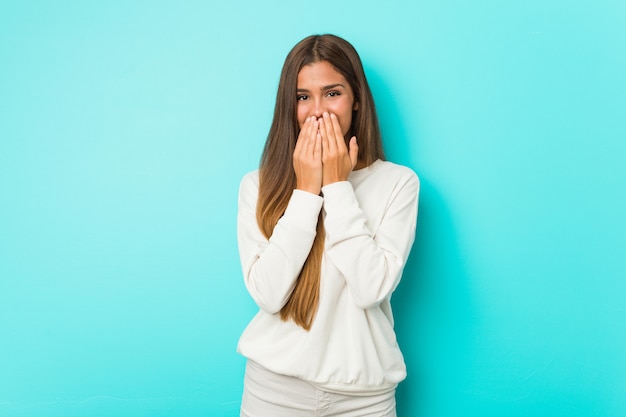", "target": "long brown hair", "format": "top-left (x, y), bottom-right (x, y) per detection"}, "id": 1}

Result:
top-left (257, 34), bottom-right (385, 330)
